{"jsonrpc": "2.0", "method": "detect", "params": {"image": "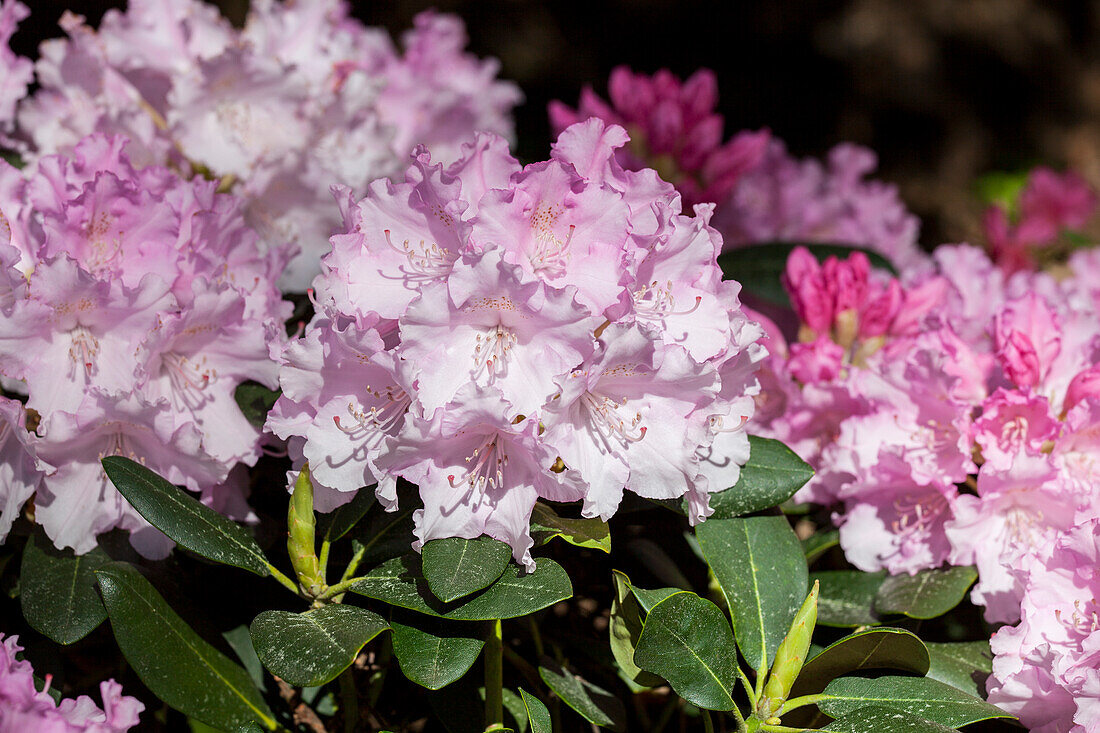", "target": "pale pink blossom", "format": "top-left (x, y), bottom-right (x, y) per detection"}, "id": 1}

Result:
top-left (0, 634), bottom-right (143, 732)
